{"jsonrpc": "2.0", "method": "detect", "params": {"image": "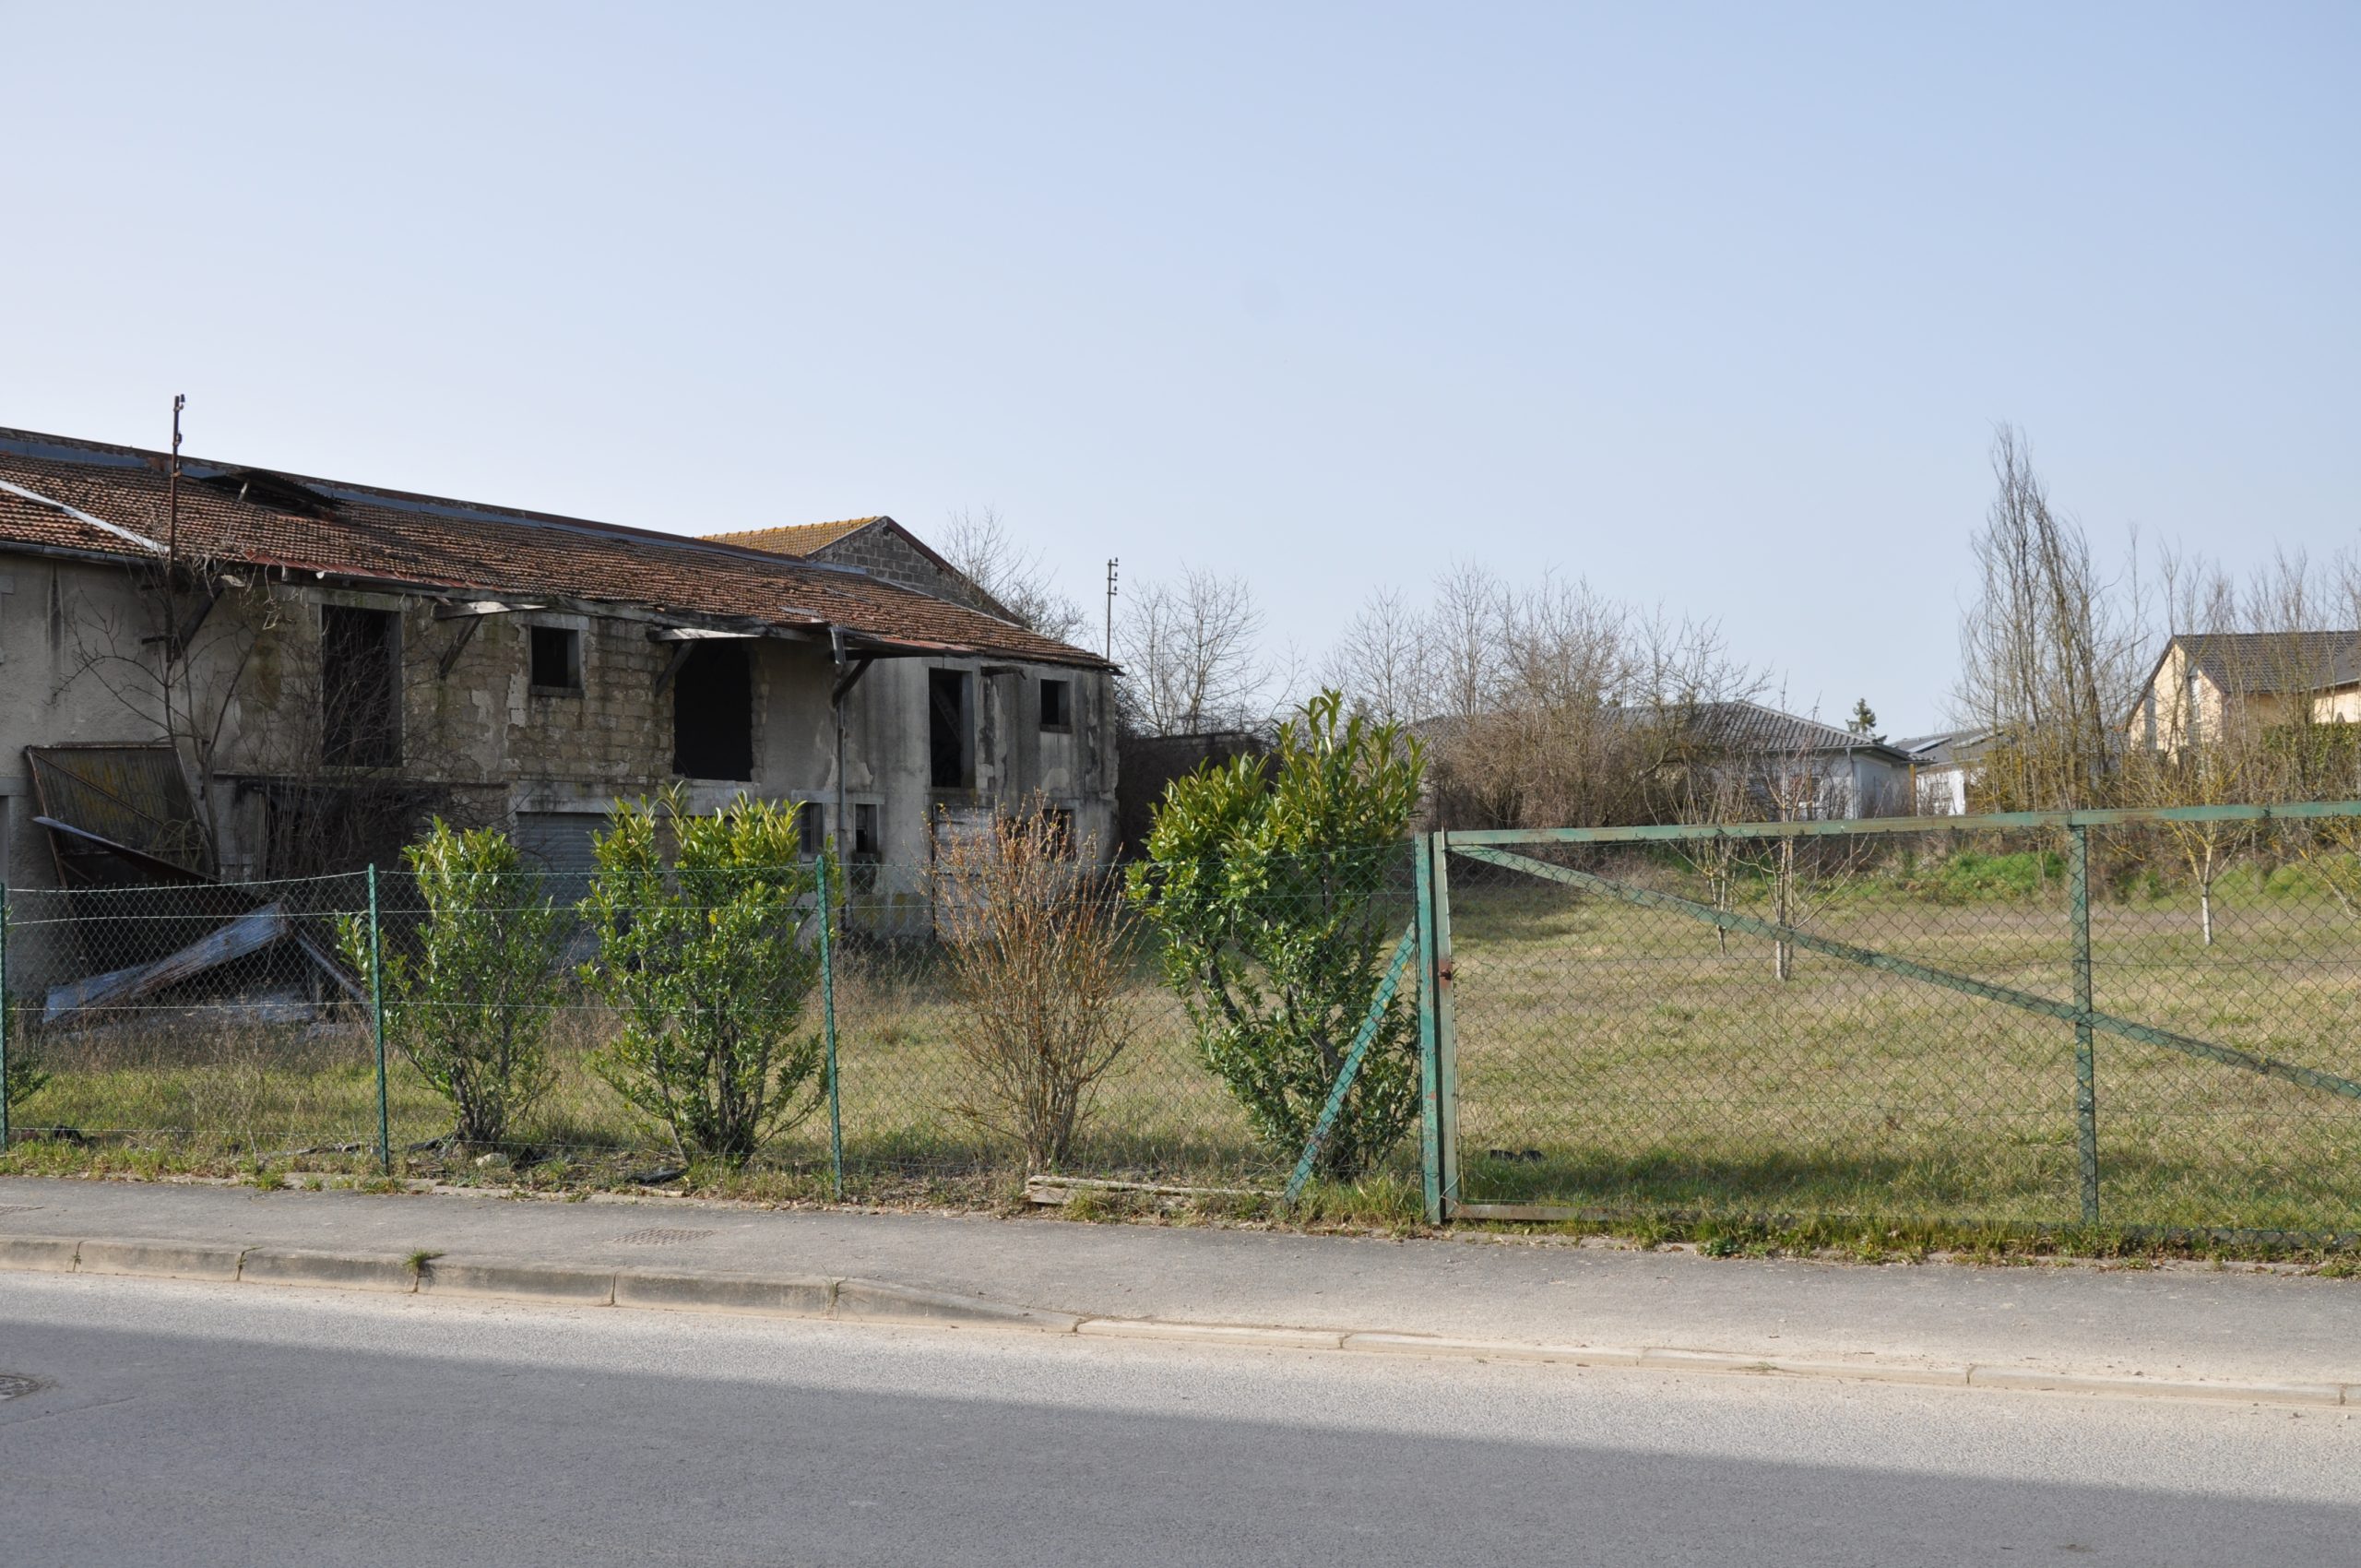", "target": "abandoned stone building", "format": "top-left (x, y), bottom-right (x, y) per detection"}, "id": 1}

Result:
top-left (0, 425), bottom-right (1118, 934)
